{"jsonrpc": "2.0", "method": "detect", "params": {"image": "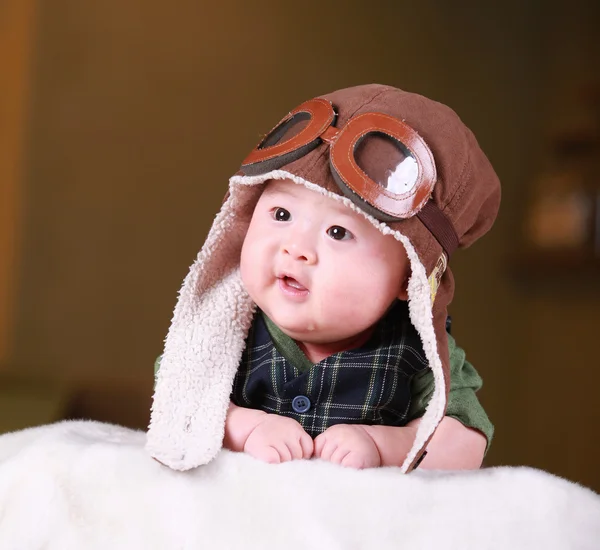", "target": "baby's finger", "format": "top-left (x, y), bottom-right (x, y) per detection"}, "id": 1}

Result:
top-left (255, 445), bottom-right (281, 464)
top-left (340, 452), bottom-right (365, 469)
top-left (319, 439), bottom-right (338, 462)
top-left (299, 431), bottom-right (314, 458)
top-left (330, 446), bottom-right (352, 466)
top-left (275, 442), bottom-right (293, 463)
top-left (283, 436), bottom-right (303, 460)
top-left (313, 433), bottom-right (326, 458)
